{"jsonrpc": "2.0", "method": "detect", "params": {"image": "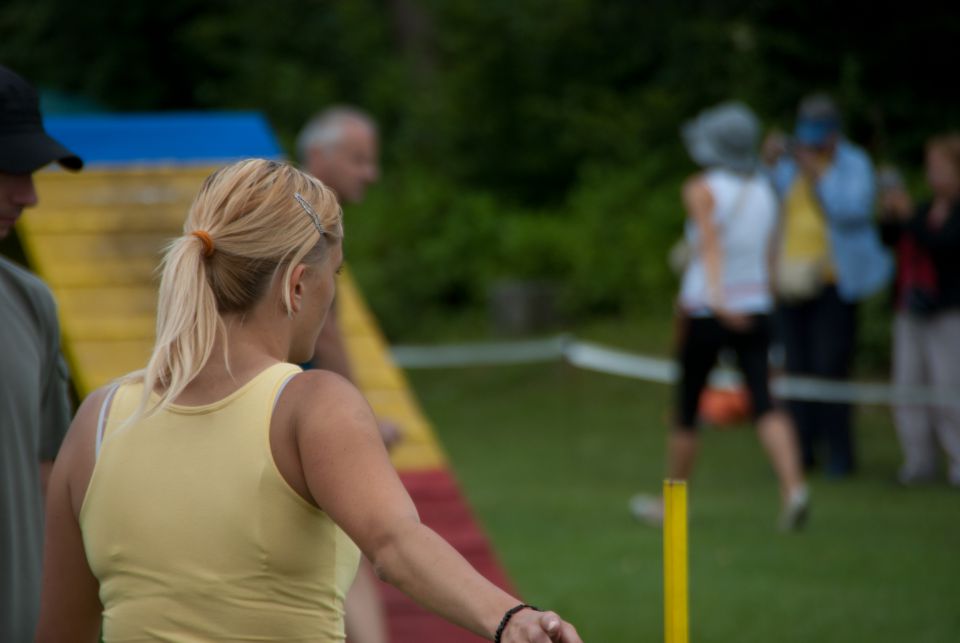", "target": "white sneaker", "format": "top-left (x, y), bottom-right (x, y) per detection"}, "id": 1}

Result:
top-left (779, 486), bottom-right (810, 532)
top-left (629, 493), bottom-right (664, 526)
